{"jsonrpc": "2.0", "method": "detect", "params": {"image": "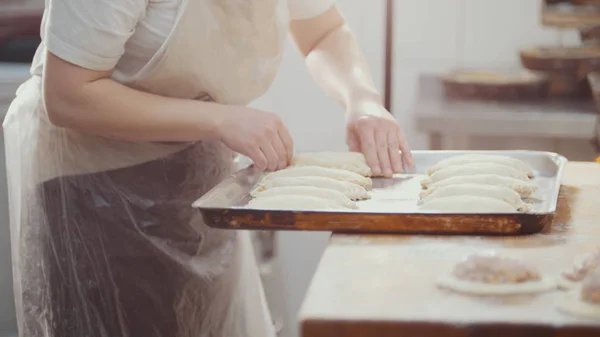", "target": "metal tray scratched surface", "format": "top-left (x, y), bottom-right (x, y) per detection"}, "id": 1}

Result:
top-left (193, 150), bottom-right (568, 235)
